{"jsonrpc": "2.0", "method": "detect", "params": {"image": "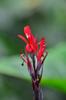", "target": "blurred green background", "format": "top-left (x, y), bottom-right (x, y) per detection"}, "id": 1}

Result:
top-left (0, 0), bottom-right (66, 100)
